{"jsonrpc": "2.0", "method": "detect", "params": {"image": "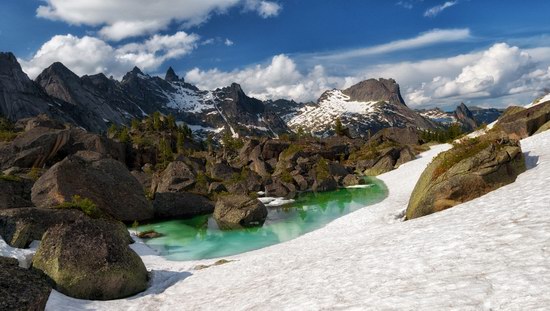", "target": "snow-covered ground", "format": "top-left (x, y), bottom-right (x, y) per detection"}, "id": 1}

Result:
top-left (7, 130), bottom-right (546, 310)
